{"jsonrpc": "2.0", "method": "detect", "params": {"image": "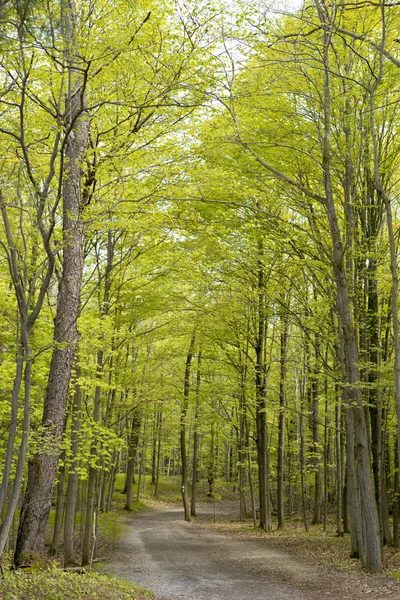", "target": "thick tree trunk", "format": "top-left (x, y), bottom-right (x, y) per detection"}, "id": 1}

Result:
top-left (14, 4), bottom-right (89, 563)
